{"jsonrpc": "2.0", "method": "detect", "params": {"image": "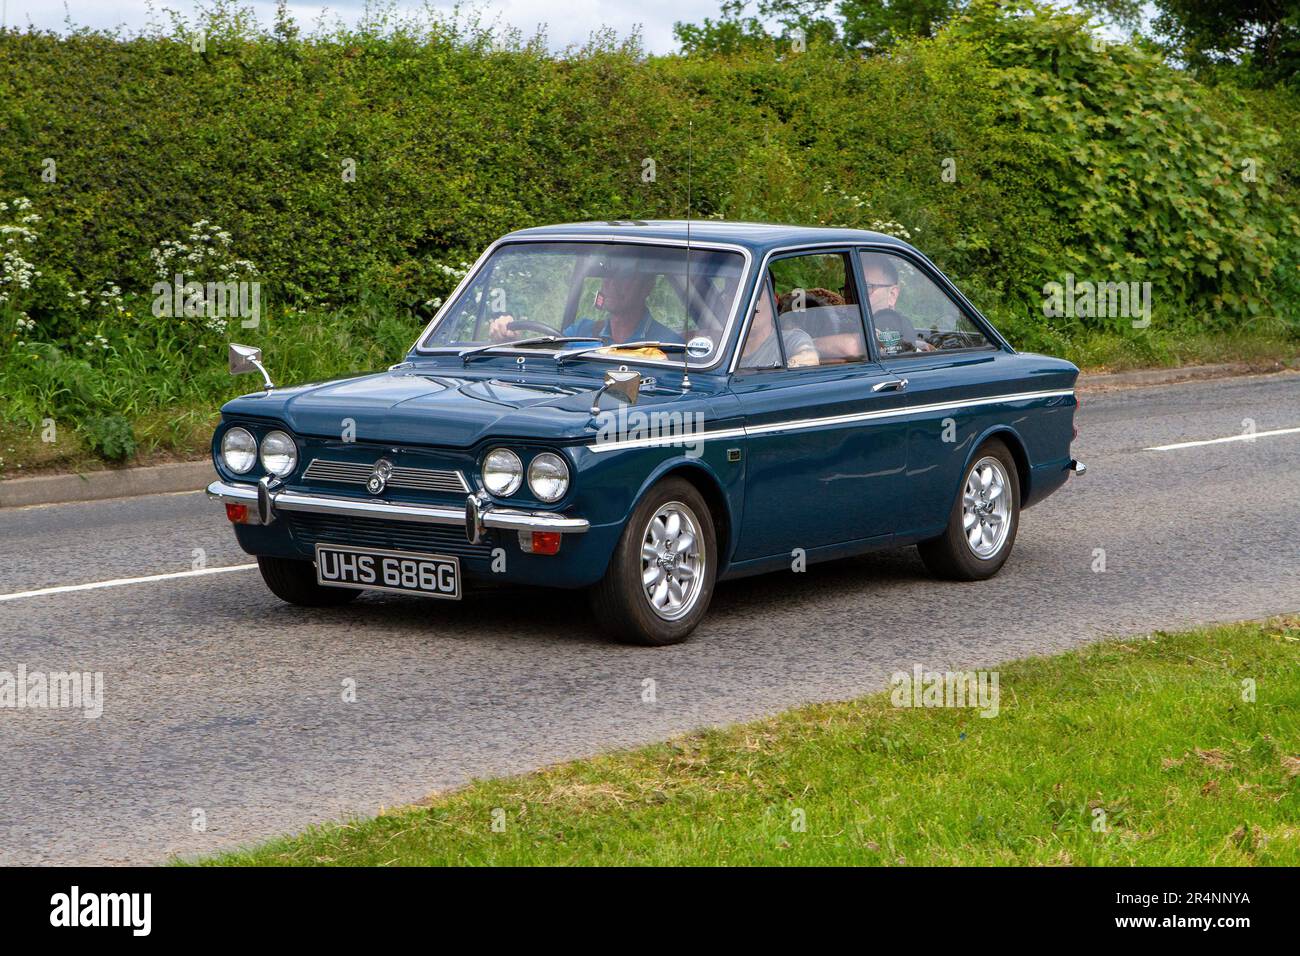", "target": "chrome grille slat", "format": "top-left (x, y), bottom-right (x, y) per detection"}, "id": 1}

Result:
top-left (303, 459), bottom-right (469, 493)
